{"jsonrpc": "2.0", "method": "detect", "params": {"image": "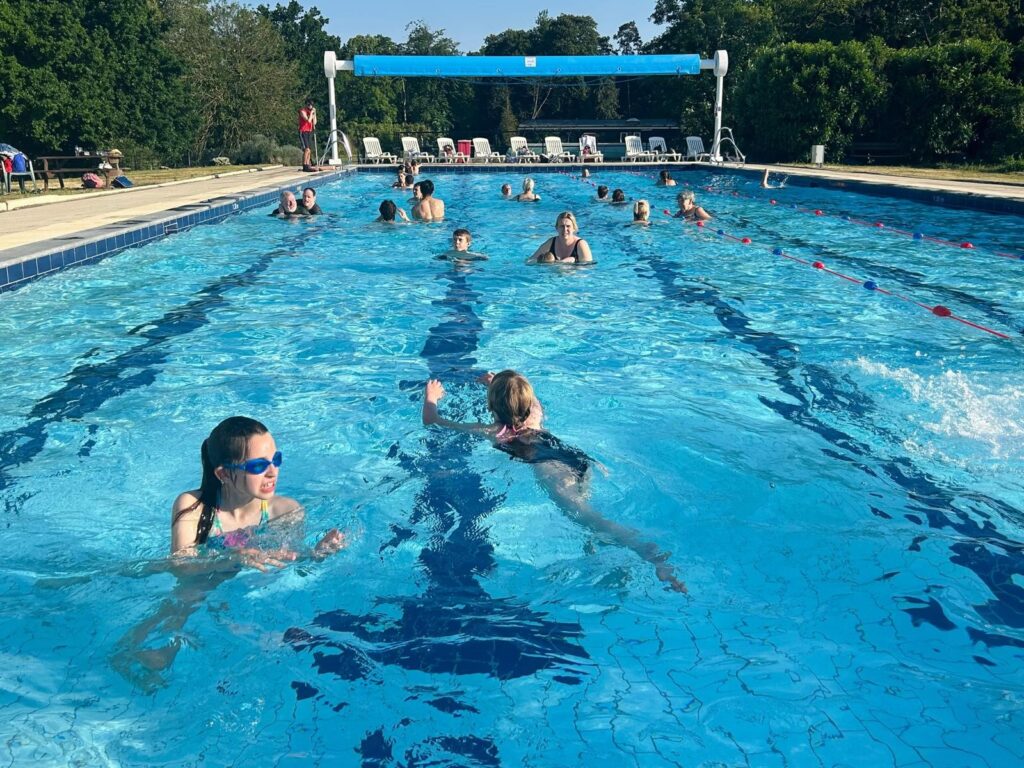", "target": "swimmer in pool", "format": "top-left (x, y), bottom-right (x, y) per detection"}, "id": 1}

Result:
top-left (526, 211), bottom-right (593, 265)
top-left (515, 177), bottom-right (541, 202)
top-left (171, 416), bottom-right (344, 563)
top-left (657, 170), bottom-right (677, 187)
top-left (412, 179), bottom-right (445, 221)
top-left (441, 228), bottom-right (487, 261)
top-left (501, 183), bottom-right (513, 198)
top-left (761, 168), bottom-right (787, 189)
top-left (628, 199), bottom-right (651, 226)
top-left (269, 190), bottom-right (310, 218)
top-left (674, 190), bottom-right (712, 221)
top-left (595, 185), bottom-right (609, 202)
top-left (377, 199), bottom-right (409, 223)
top-left (422, 371), bottom-right (686, 593)
top-left (610, 188), bottom-right (628, 206)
